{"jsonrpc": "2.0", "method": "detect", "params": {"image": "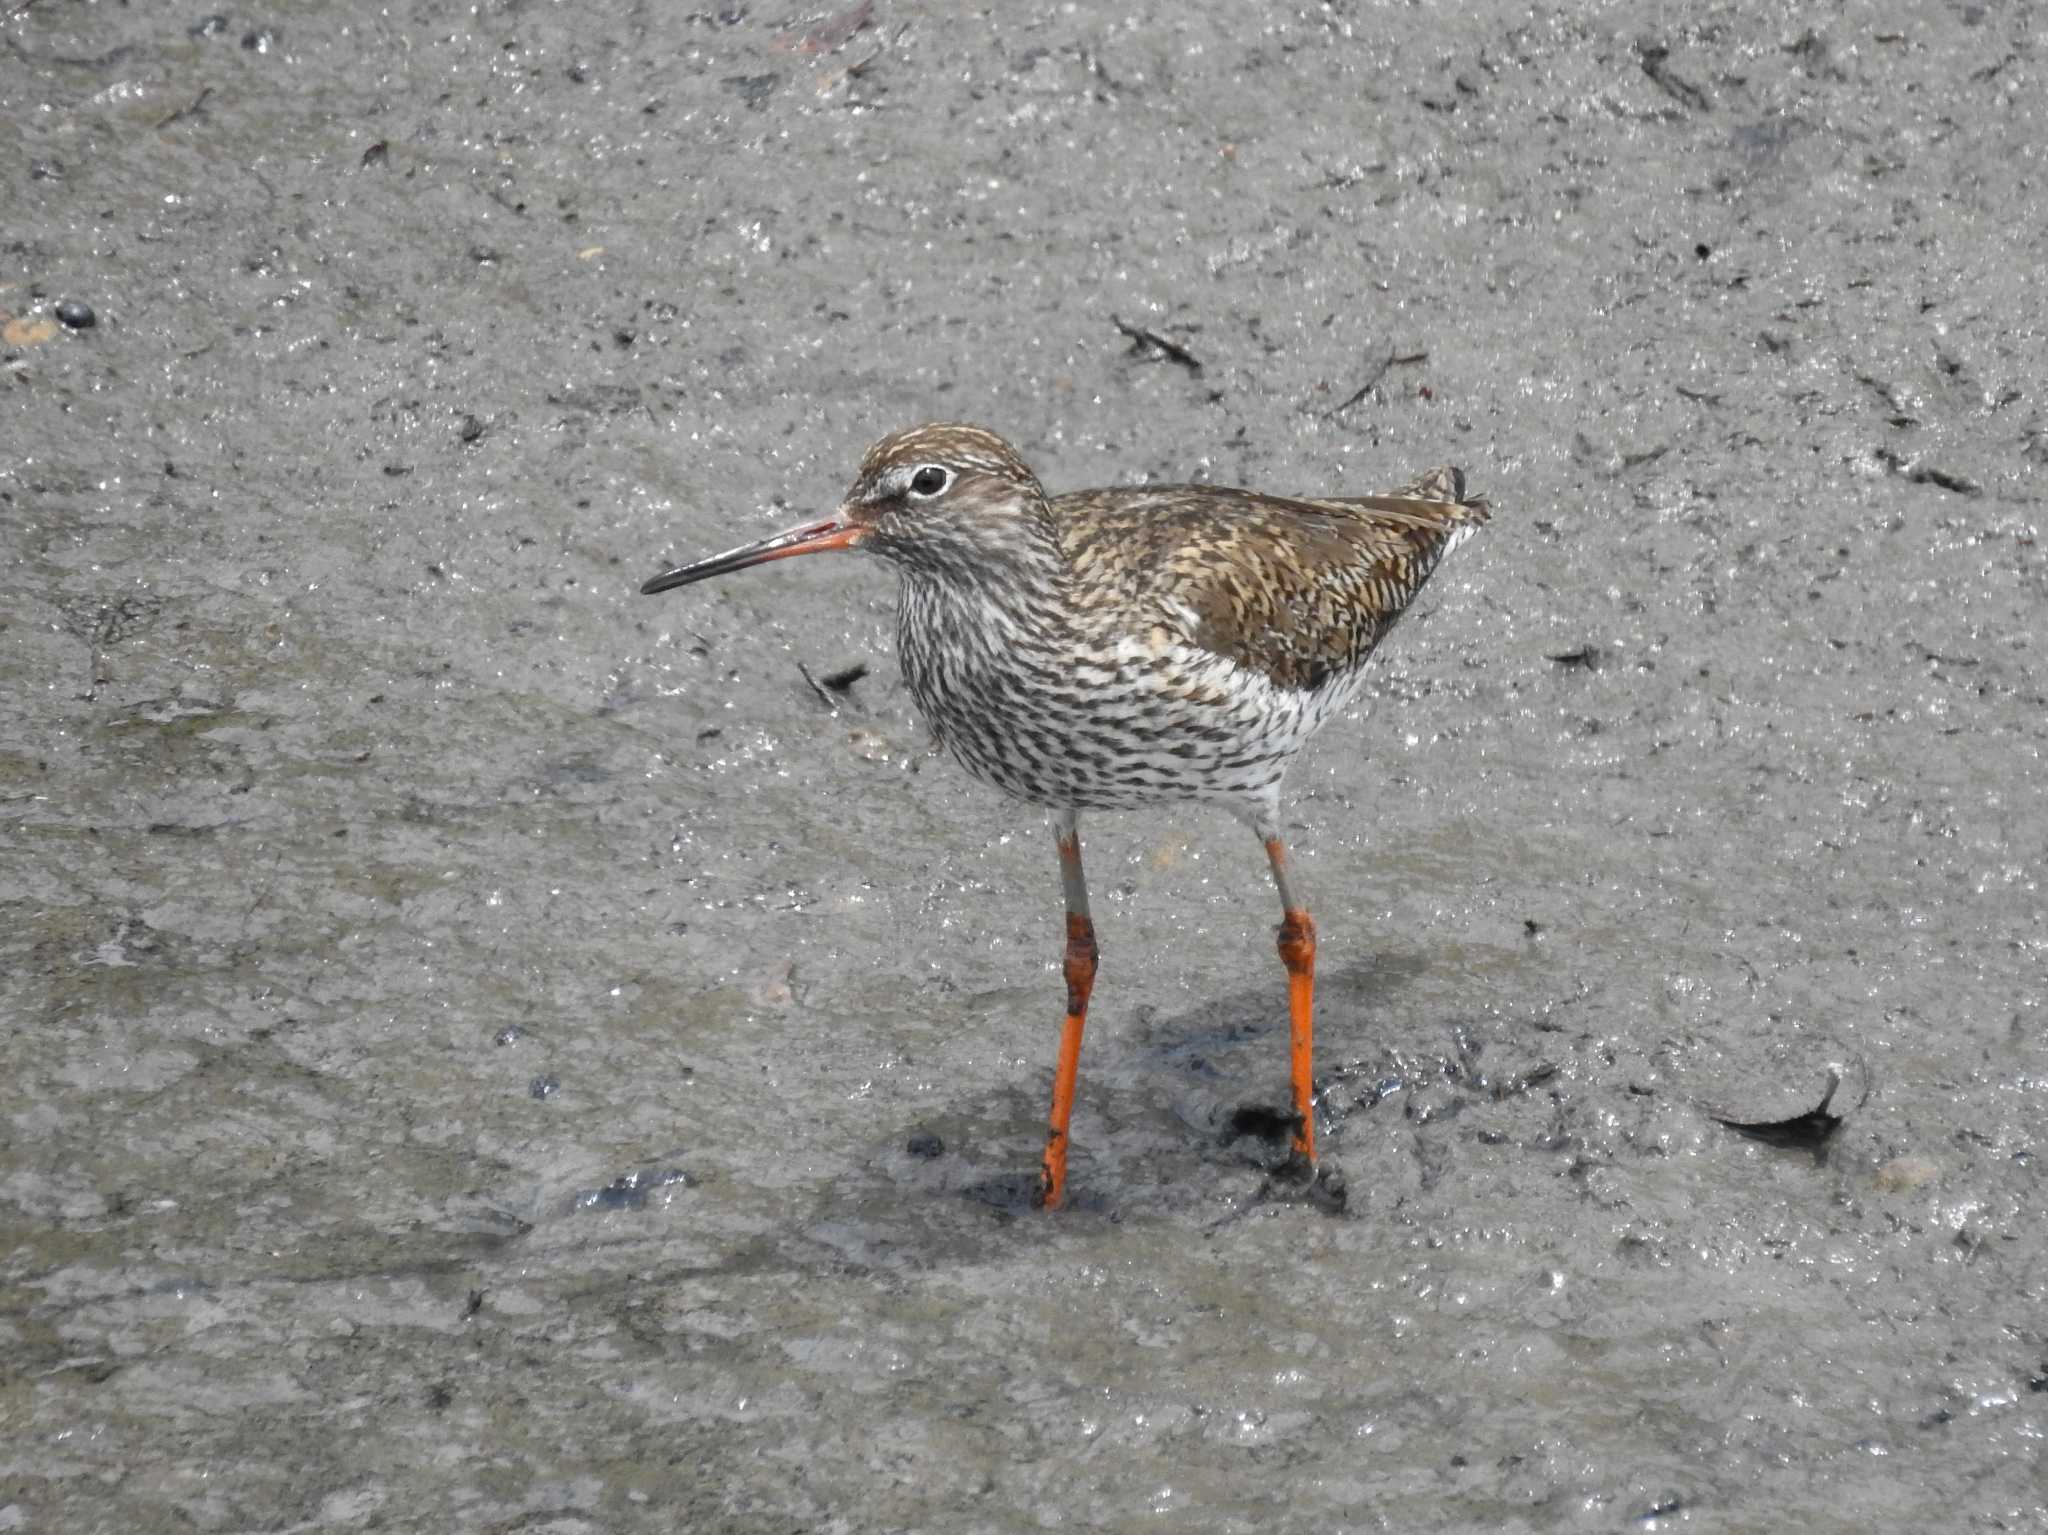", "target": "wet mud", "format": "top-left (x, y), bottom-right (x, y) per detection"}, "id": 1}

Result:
top-left (3, 2), bottom-right (2043, 1530)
